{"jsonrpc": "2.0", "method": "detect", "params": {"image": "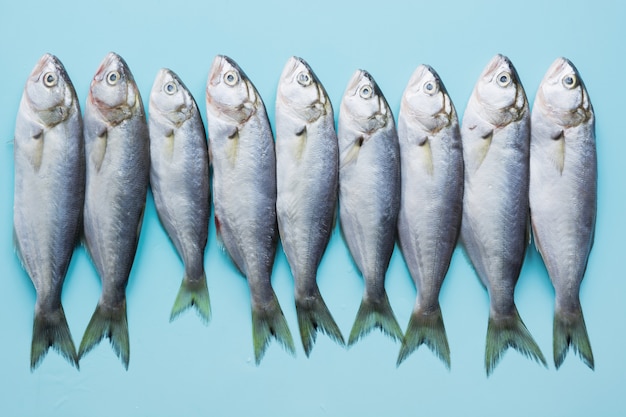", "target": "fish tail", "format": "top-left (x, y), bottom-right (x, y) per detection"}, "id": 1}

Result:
top-left (348, 292), bottom-right (403, 346)
top-left (295, 287), bottom-right (345, 357)
top-left (170, 272), bottom-right (211, 324)
top-left (485, 307), bottom-right (547, 376)
top-left (554, 306), bottom-right (594, 370)
top-left (251, 293), bottom-right (295, 364)
top-left (31, 305), bottom-right (78, 370)
top-left (396, 305), bottom-right (450, 369)
top-left (78, 301), bottom-right (129, 369)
